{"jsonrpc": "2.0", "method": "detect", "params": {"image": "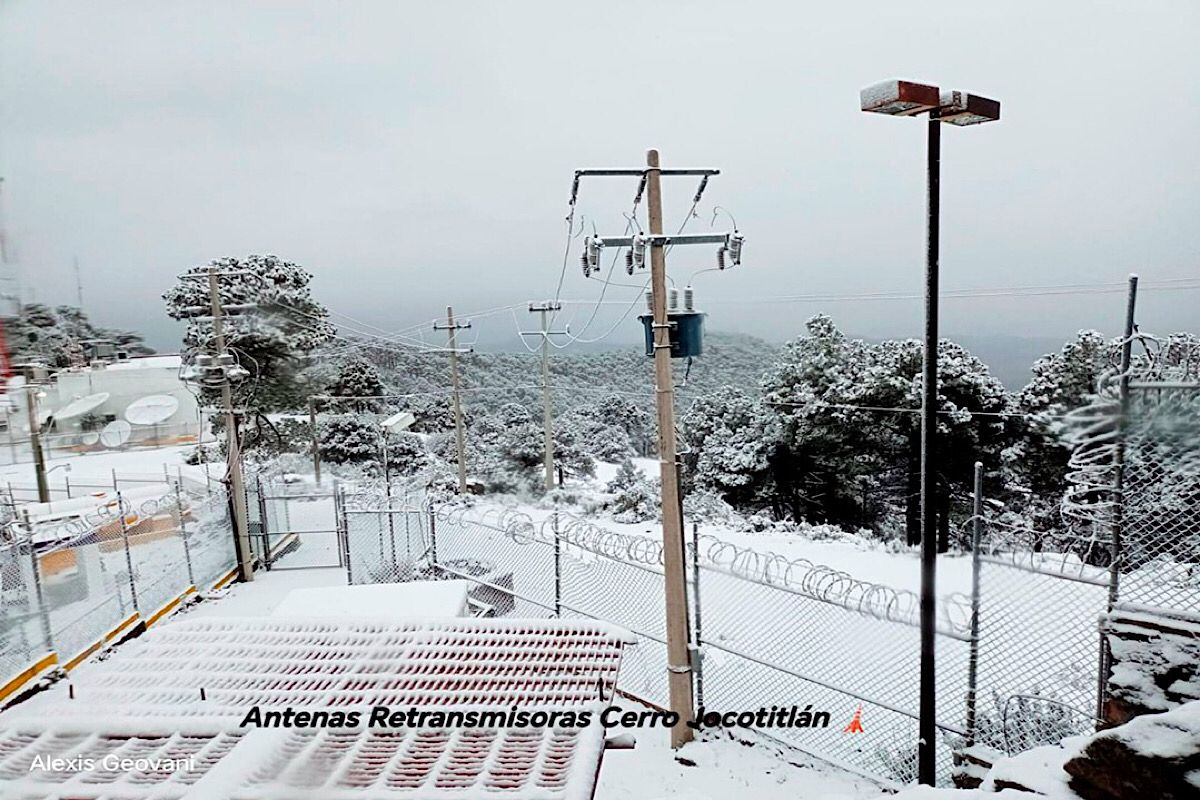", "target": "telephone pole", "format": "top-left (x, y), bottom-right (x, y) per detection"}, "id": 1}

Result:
top-left (25, 383), bottom-right (49, 503)
top-left (433, 307), bottom-right (471, 493)
top-left (523, 301), bottom-right (567, 491)
top-left (570, 151), bottom-right (734, 748)
top-left (206, 267), bottom-right (254, 582)
top-left (308, 396), bottom-right (322, 484)
top-left (73, 256), bottom-right (84, 310)
top-left (645, 149), bottom-right (693, 747)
